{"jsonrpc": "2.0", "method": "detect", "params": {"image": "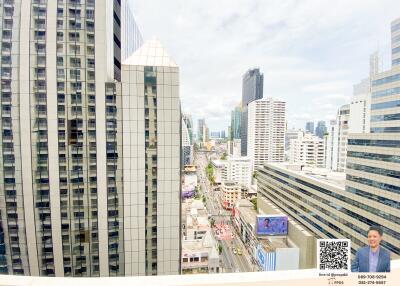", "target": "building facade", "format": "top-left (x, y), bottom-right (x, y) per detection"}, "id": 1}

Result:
top-left (0, 1), bottom-right (181, 277)
top-left (257, 163), bottom-right (399, 260)
top-left (241, 68), bottom-right (263, 156)
top-left (344, 17), bottom-right (400, 260)
top-left (392, 17), bottom-right (400, 67)
top-left (247, 98), bottom-right (286, 169)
